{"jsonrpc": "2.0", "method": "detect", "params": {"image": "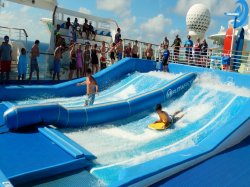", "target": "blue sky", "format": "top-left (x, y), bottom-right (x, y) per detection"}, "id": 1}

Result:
top-left (0, 0), bottom-right (247, 45)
